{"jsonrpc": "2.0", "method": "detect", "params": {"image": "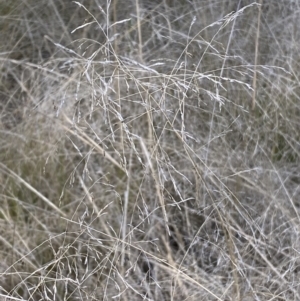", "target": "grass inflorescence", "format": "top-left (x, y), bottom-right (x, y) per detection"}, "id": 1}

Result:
top-left (1, 1), bottom-right (300, 300)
